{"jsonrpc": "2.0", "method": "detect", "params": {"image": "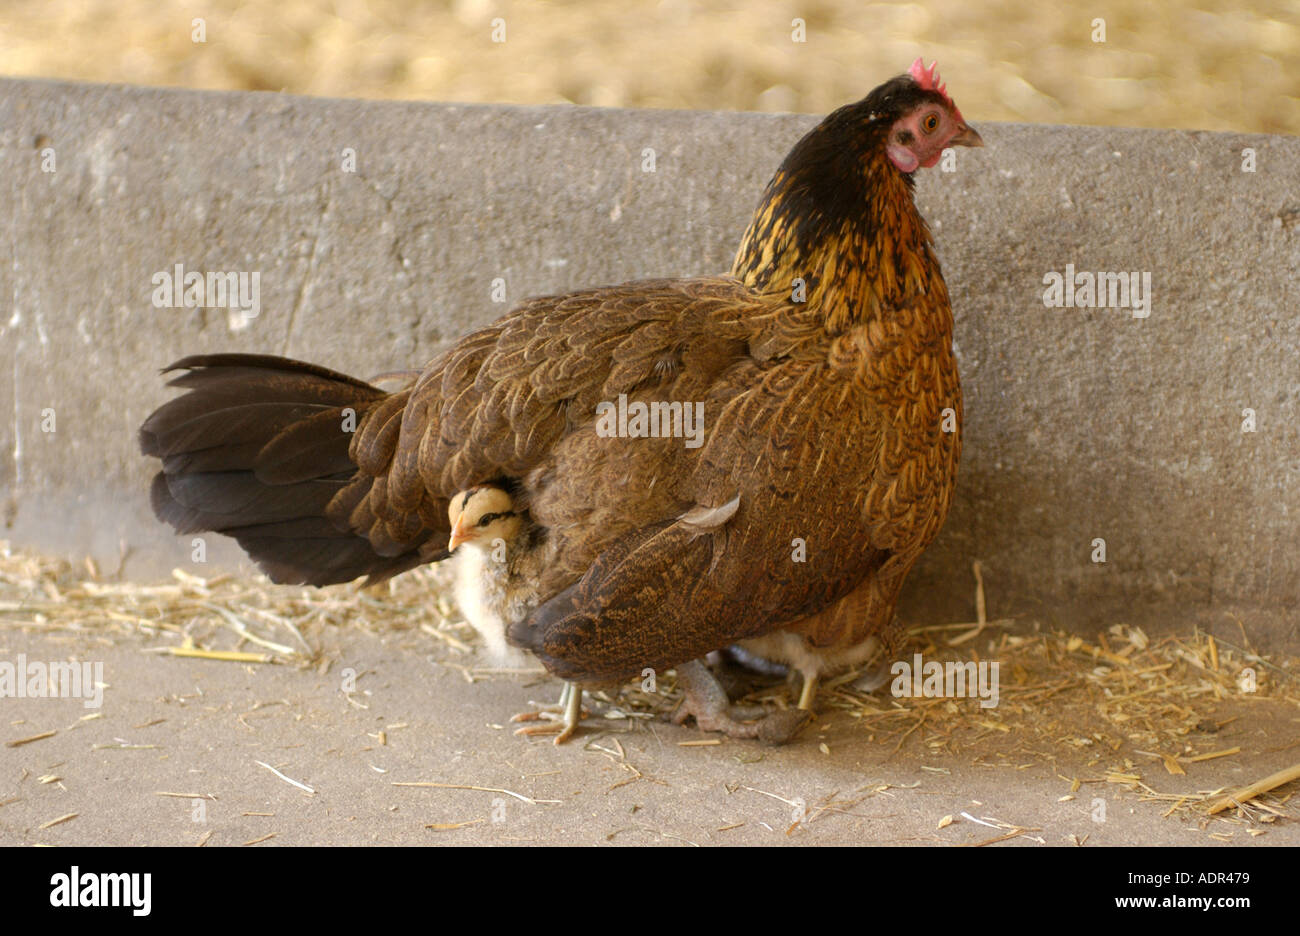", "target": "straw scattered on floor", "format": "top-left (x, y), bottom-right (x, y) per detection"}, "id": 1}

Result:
top-left (3, 539), bottom-right (1297, 834)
